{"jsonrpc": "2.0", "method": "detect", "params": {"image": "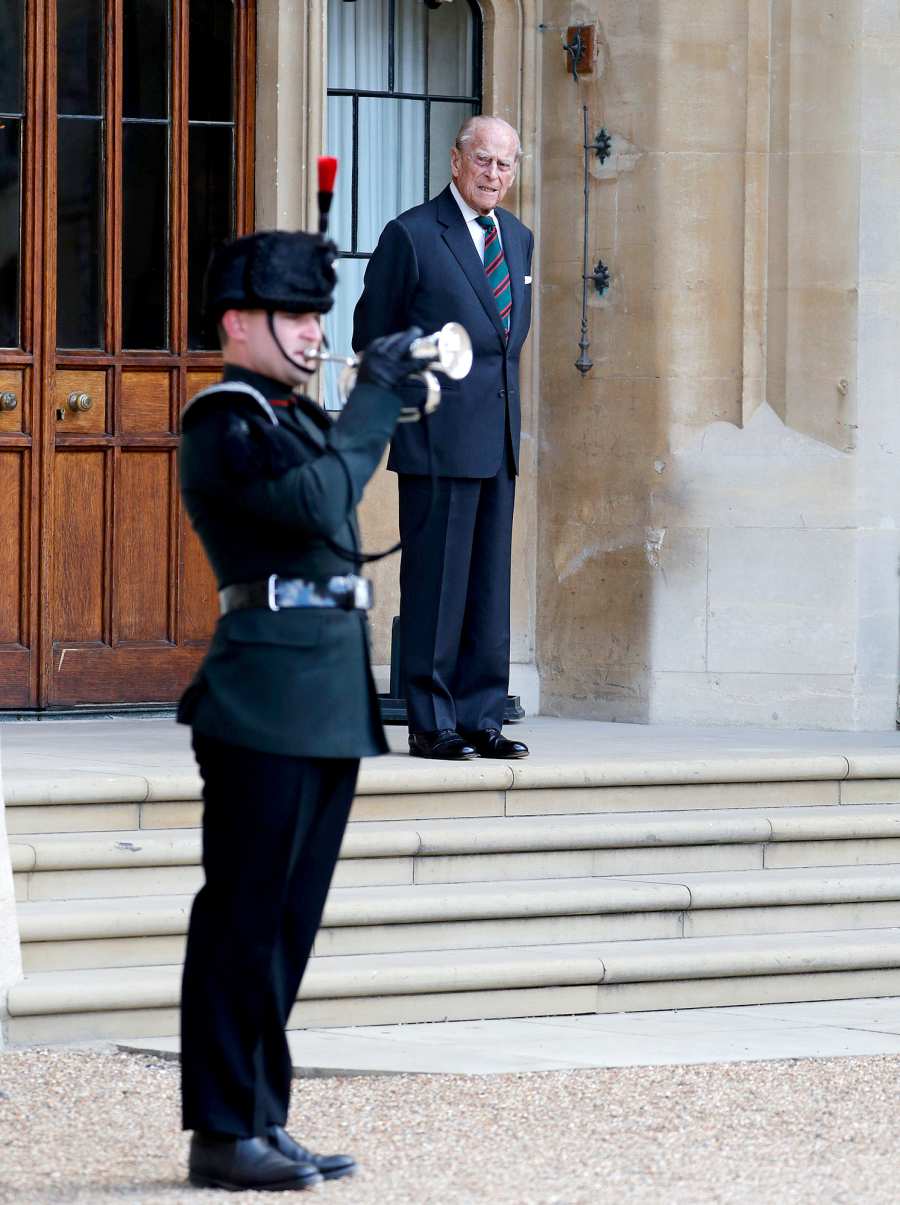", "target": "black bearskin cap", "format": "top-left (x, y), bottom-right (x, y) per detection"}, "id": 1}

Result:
top-left (203, 230), bottom-right (338, 321)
